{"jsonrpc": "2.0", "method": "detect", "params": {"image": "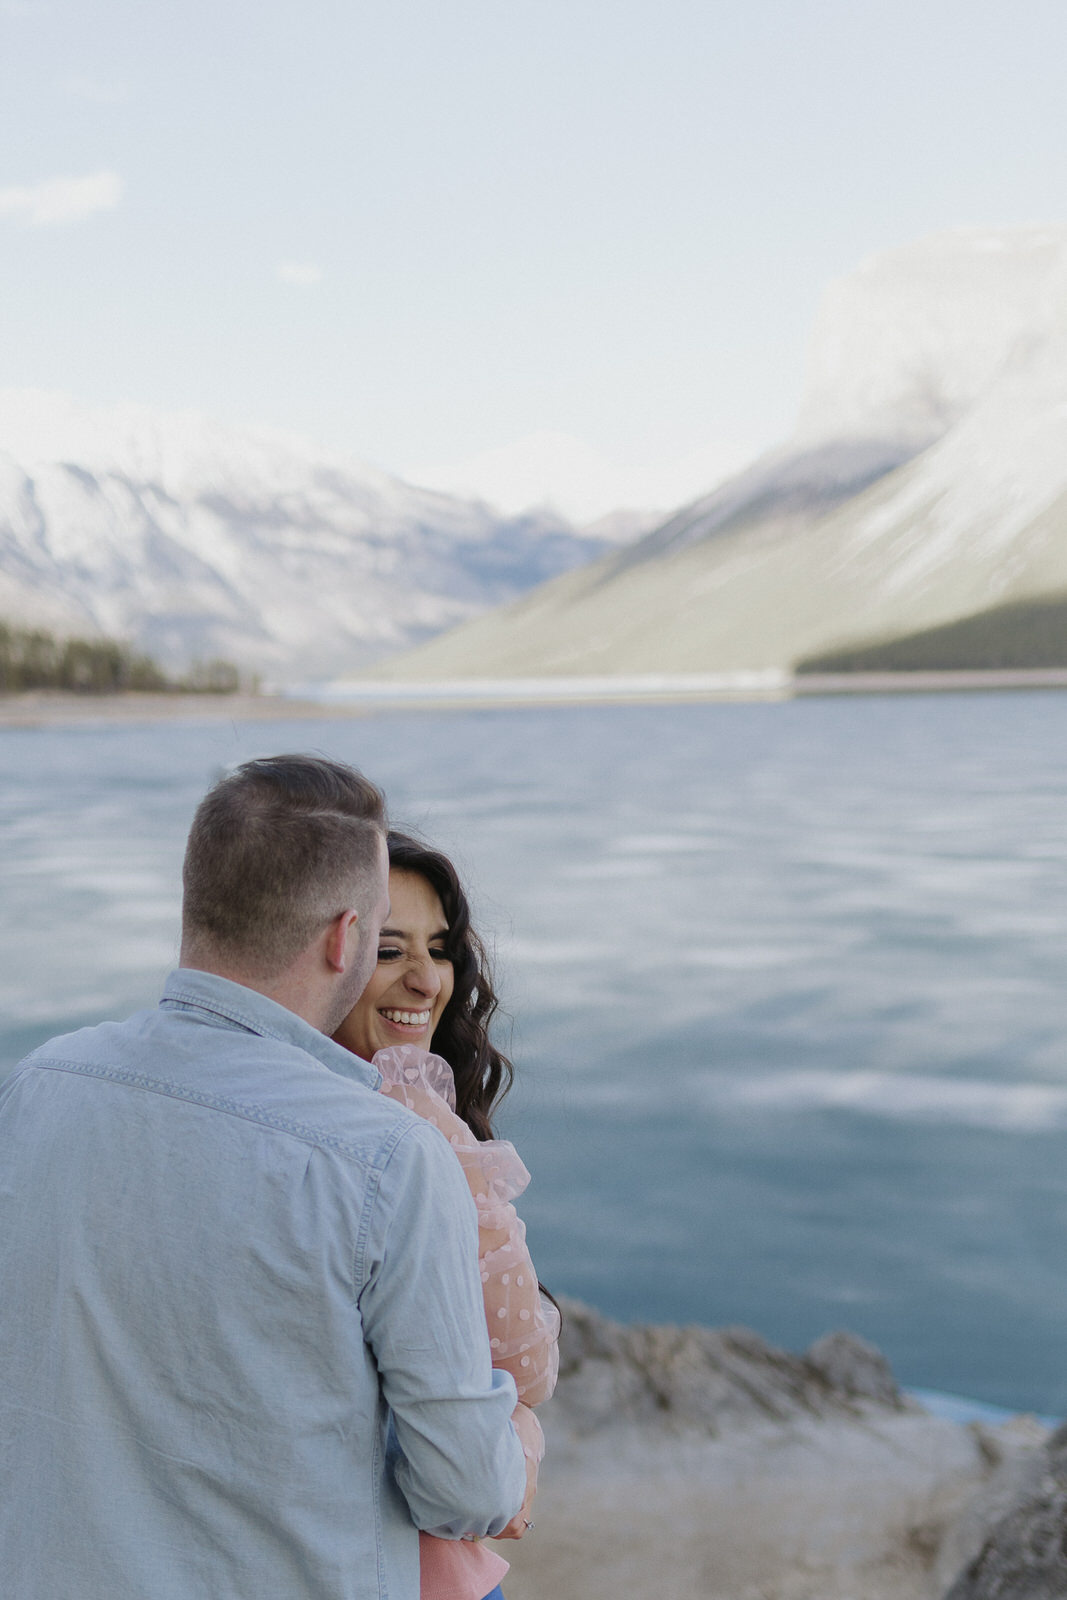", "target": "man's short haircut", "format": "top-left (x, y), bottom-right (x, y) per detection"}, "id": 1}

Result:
top-left (182, 754), bottom-right (387, 977)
